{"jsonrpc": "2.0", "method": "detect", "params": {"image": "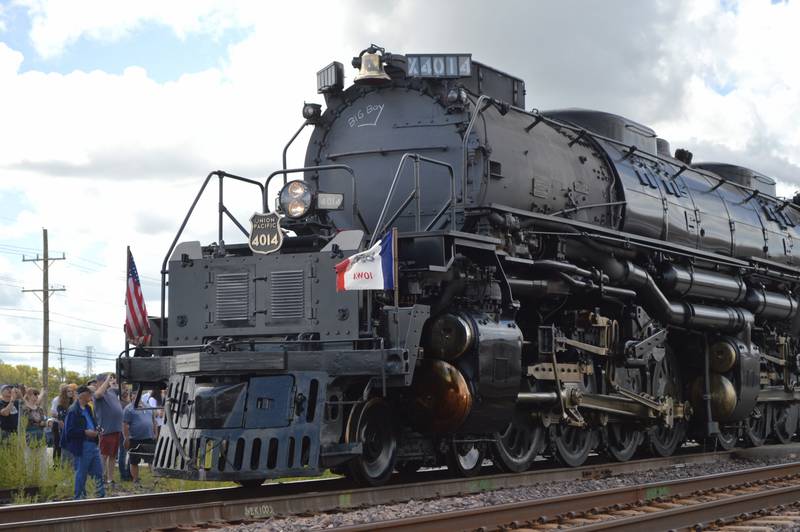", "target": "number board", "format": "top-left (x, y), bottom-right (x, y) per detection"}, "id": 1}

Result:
top-left (249, 212), bottom-right (283, 255)
top-left (406, 54), bottom-right (471, 78)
